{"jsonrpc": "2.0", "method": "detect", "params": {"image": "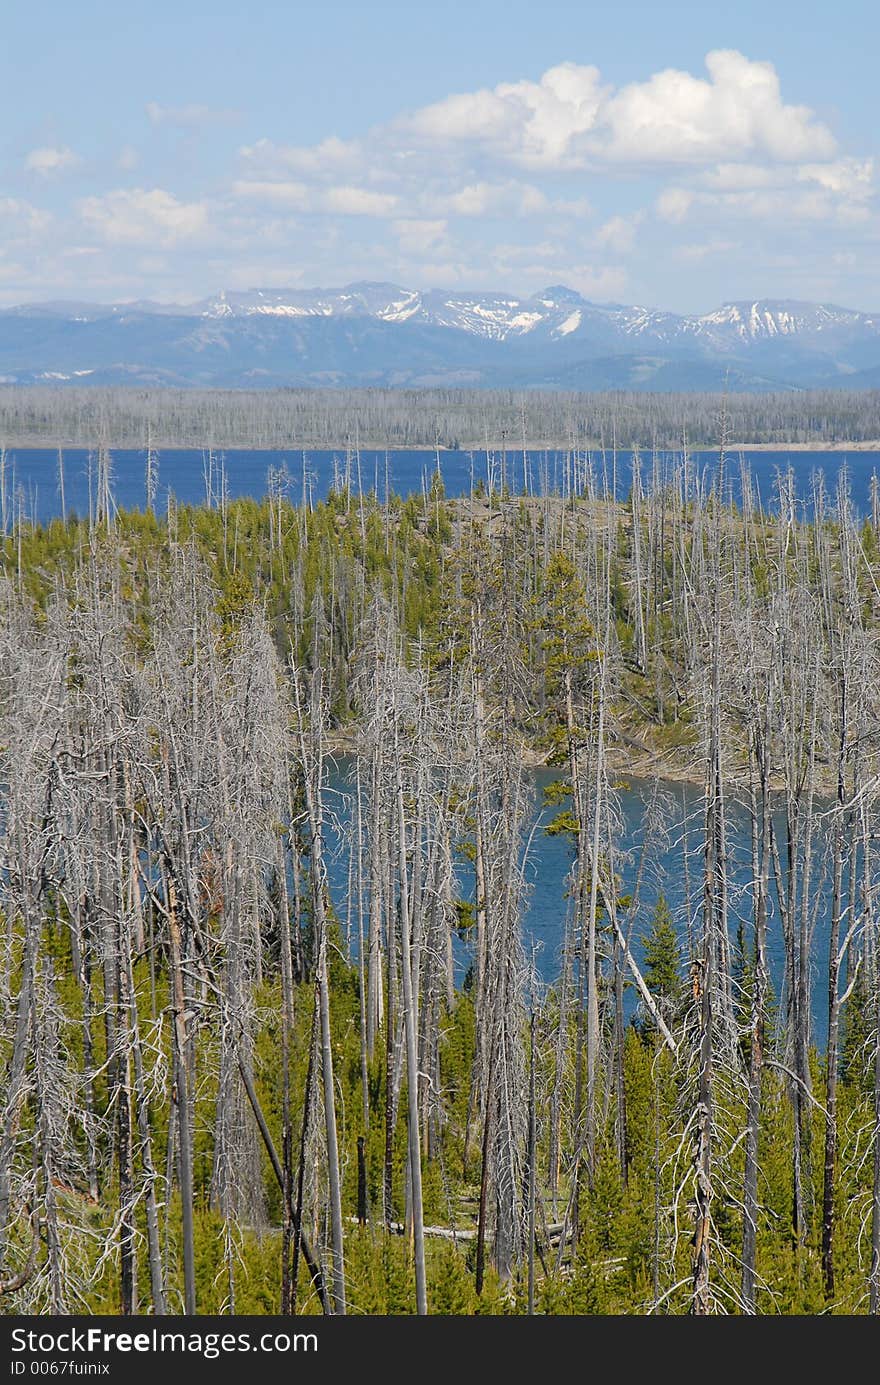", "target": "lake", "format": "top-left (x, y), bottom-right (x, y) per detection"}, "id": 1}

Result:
top-left (2, 445), bottom-right (879, 526)
top-left (322, 764), bottom-right (841, 1042)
